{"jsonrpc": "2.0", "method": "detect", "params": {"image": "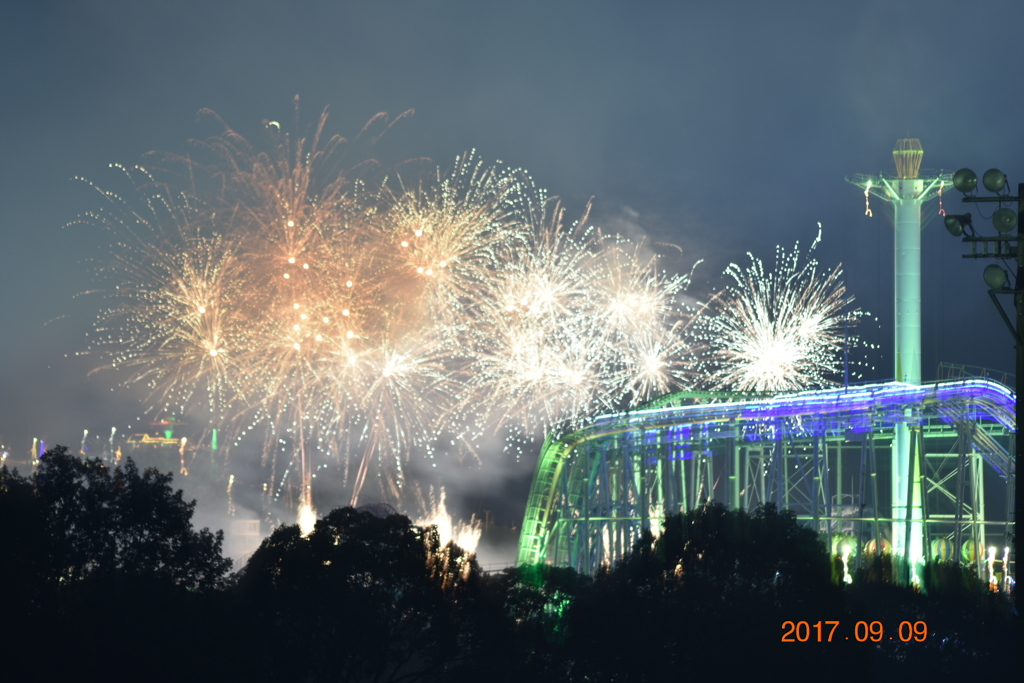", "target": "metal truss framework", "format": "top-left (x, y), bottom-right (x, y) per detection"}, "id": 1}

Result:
top-left (517, 380), bottom-right (1016, 580)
